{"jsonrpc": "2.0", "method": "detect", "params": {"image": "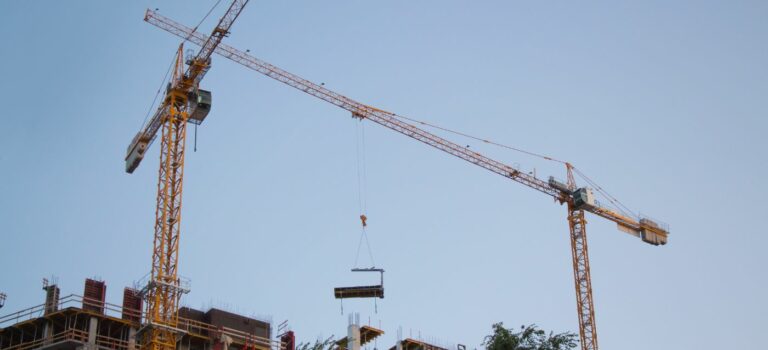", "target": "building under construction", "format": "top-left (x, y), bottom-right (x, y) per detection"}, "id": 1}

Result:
top-left (0, 279), bottom-right (290, 350)
top-left (336, 315), bottom-right (450, 350)
top-left (0, 280), bottom-right (455, 350)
